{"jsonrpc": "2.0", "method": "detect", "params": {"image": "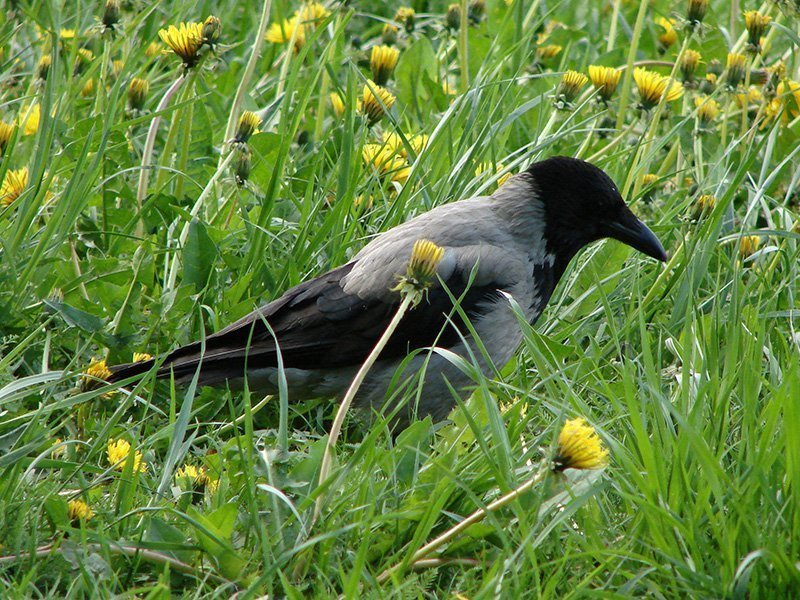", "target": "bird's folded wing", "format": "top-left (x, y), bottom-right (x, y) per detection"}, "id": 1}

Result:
top-left (109, 242), bottom-right (522, 384)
